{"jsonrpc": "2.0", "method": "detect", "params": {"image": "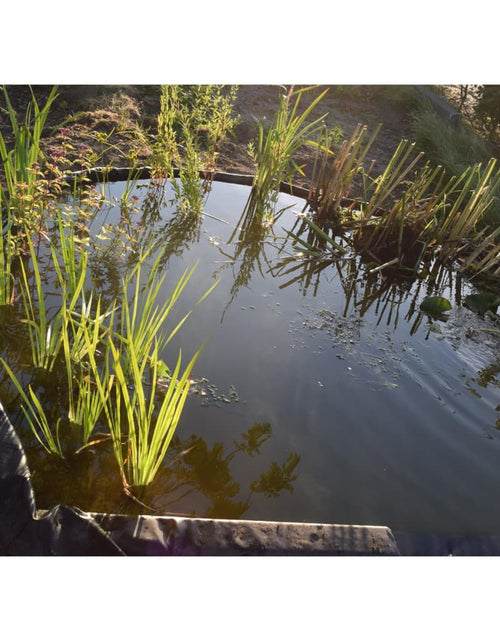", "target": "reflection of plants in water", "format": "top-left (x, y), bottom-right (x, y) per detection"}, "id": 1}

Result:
top-left (273, 222), bottom-right (463, 333)
top-left (23, 421), bottom-right (301, 519)
top-left (150, 200), bottom-right (204, 267)
top-left (149, 422), bottom-right (301, 519)
top-left (104, 178), bottom-right (208, 276)
top-left (214, 193), bottom-right (291, 315)
top-left (0, 304), bottom-right (32, 367)
top-left (75, 177), bottom-right (208, 306)
top-left (463, 360), bottom-right (500, 433)
top-left (225, 220), bottom-right (274, 308)
top-left (250, 452), bottom-right (301, 498)
top-left (467, 362), bottom-right (500, 392)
